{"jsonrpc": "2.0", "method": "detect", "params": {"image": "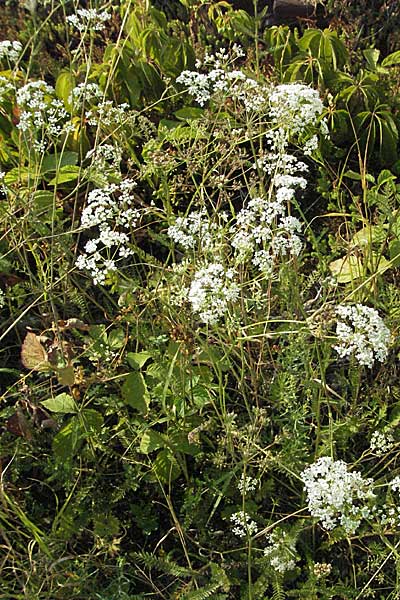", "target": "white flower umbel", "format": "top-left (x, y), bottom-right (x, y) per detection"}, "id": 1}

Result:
top-left (69, 82), bottom-right (103, 110)
top-left (167, 210), bottom-right (219, 251)
top-left (67, 8), bottom-right (110, 32)
top-left (0, 40), bottom-right (22, 64)
top-left (238, 474), bottom-right (258, 494)
top-left (334, 304), bottom-right (390, 368)
top-left (16, 80), bottom-right (72, 149)
top-left (77, 179), bottom-right (140, 285)
top-left (187, 263), bottom-right (239, 325)
top-left (230, 510), bottom-right (258, 538)
top-left (177, 48), bottom-right (269, 111)
top-left (264, 529), bottom-right (298, 574)
top-left (301, 456), bottom-right (375, 534)
top-left (0, 288), bottom-right (5, 309)
top-left (370, 429), bottom-right (395, 456)
top-left (268, 83), bottom-right (324, 137)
